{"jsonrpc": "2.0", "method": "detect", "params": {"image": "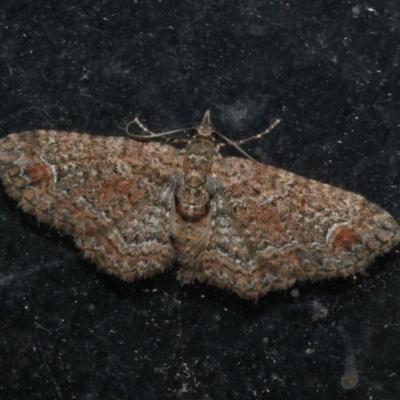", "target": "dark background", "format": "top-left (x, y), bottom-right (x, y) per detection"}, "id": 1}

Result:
top-left (1, 1), bottom-right (400, 399)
